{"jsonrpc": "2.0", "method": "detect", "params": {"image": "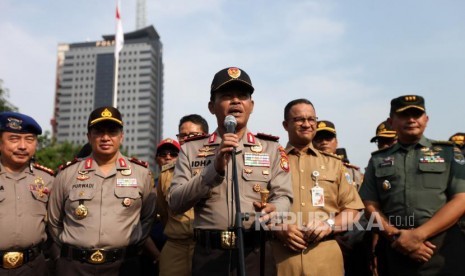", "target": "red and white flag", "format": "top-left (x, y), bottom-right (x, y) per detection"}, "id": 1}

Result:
top-left (115, 0), bottom-right (124, 59)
